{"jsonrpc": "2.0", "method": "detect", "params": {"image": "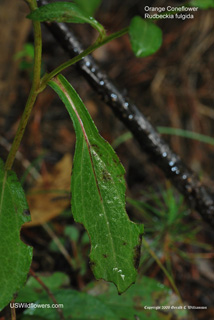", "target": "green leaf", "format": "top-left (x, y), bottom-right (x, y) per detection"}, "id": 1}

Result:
top-left (0, 159), bottom-right (33, 311)
top-left (74, 0), bottom-right (102, 16)
top-left (189, 0), bottom-right (214, 9)
top-left (27, 2), bottom-right (105, 40)
top-left (129, 16), bottom-right (162, 57)
top-left (48, 75), bottom-right (143, 293)
top-left (22, 289), bottom-right (119, 320)
top-left (96, 278), bottom-right (187, 320)
top-left (64, 225), bottom-right (79, 242)
top-left (14, 43), bottom-right (34, 60)
top-left (16, 272), bottom-right (69, 303)
top-left (20, 277), bottom-right (187, 319)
